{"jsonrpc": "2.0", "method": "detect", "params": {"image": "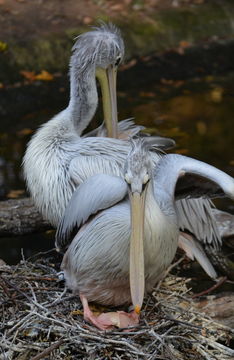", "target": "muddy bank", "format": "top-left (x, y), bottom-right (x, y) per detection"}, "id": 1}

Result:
top-left (1, 0), bottom-right (234, 83)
